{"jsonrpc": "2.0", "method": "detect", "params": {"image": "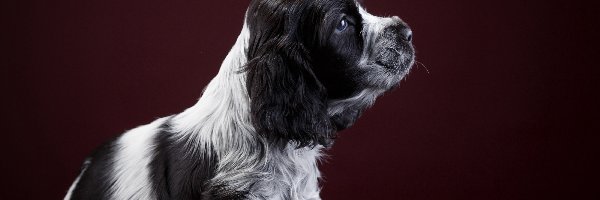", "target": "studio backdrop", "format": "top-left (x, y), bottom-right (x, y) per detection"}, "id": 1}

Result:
top-left (3, 0), bottom-right (597, 199)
